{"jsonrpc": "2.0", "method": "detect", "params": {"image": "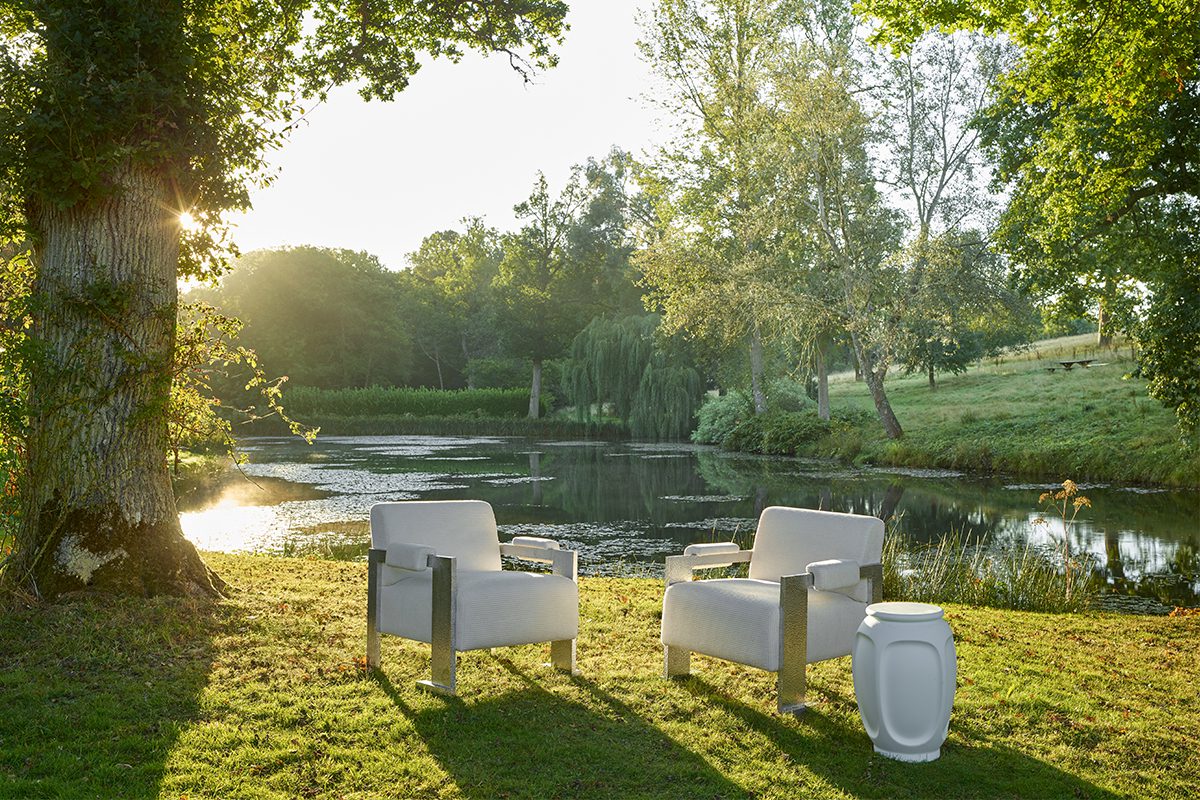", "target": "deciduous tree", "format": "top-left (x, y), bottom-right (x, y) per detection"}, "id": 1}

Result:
top-left (0, 0), bottom-right (566, 599)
